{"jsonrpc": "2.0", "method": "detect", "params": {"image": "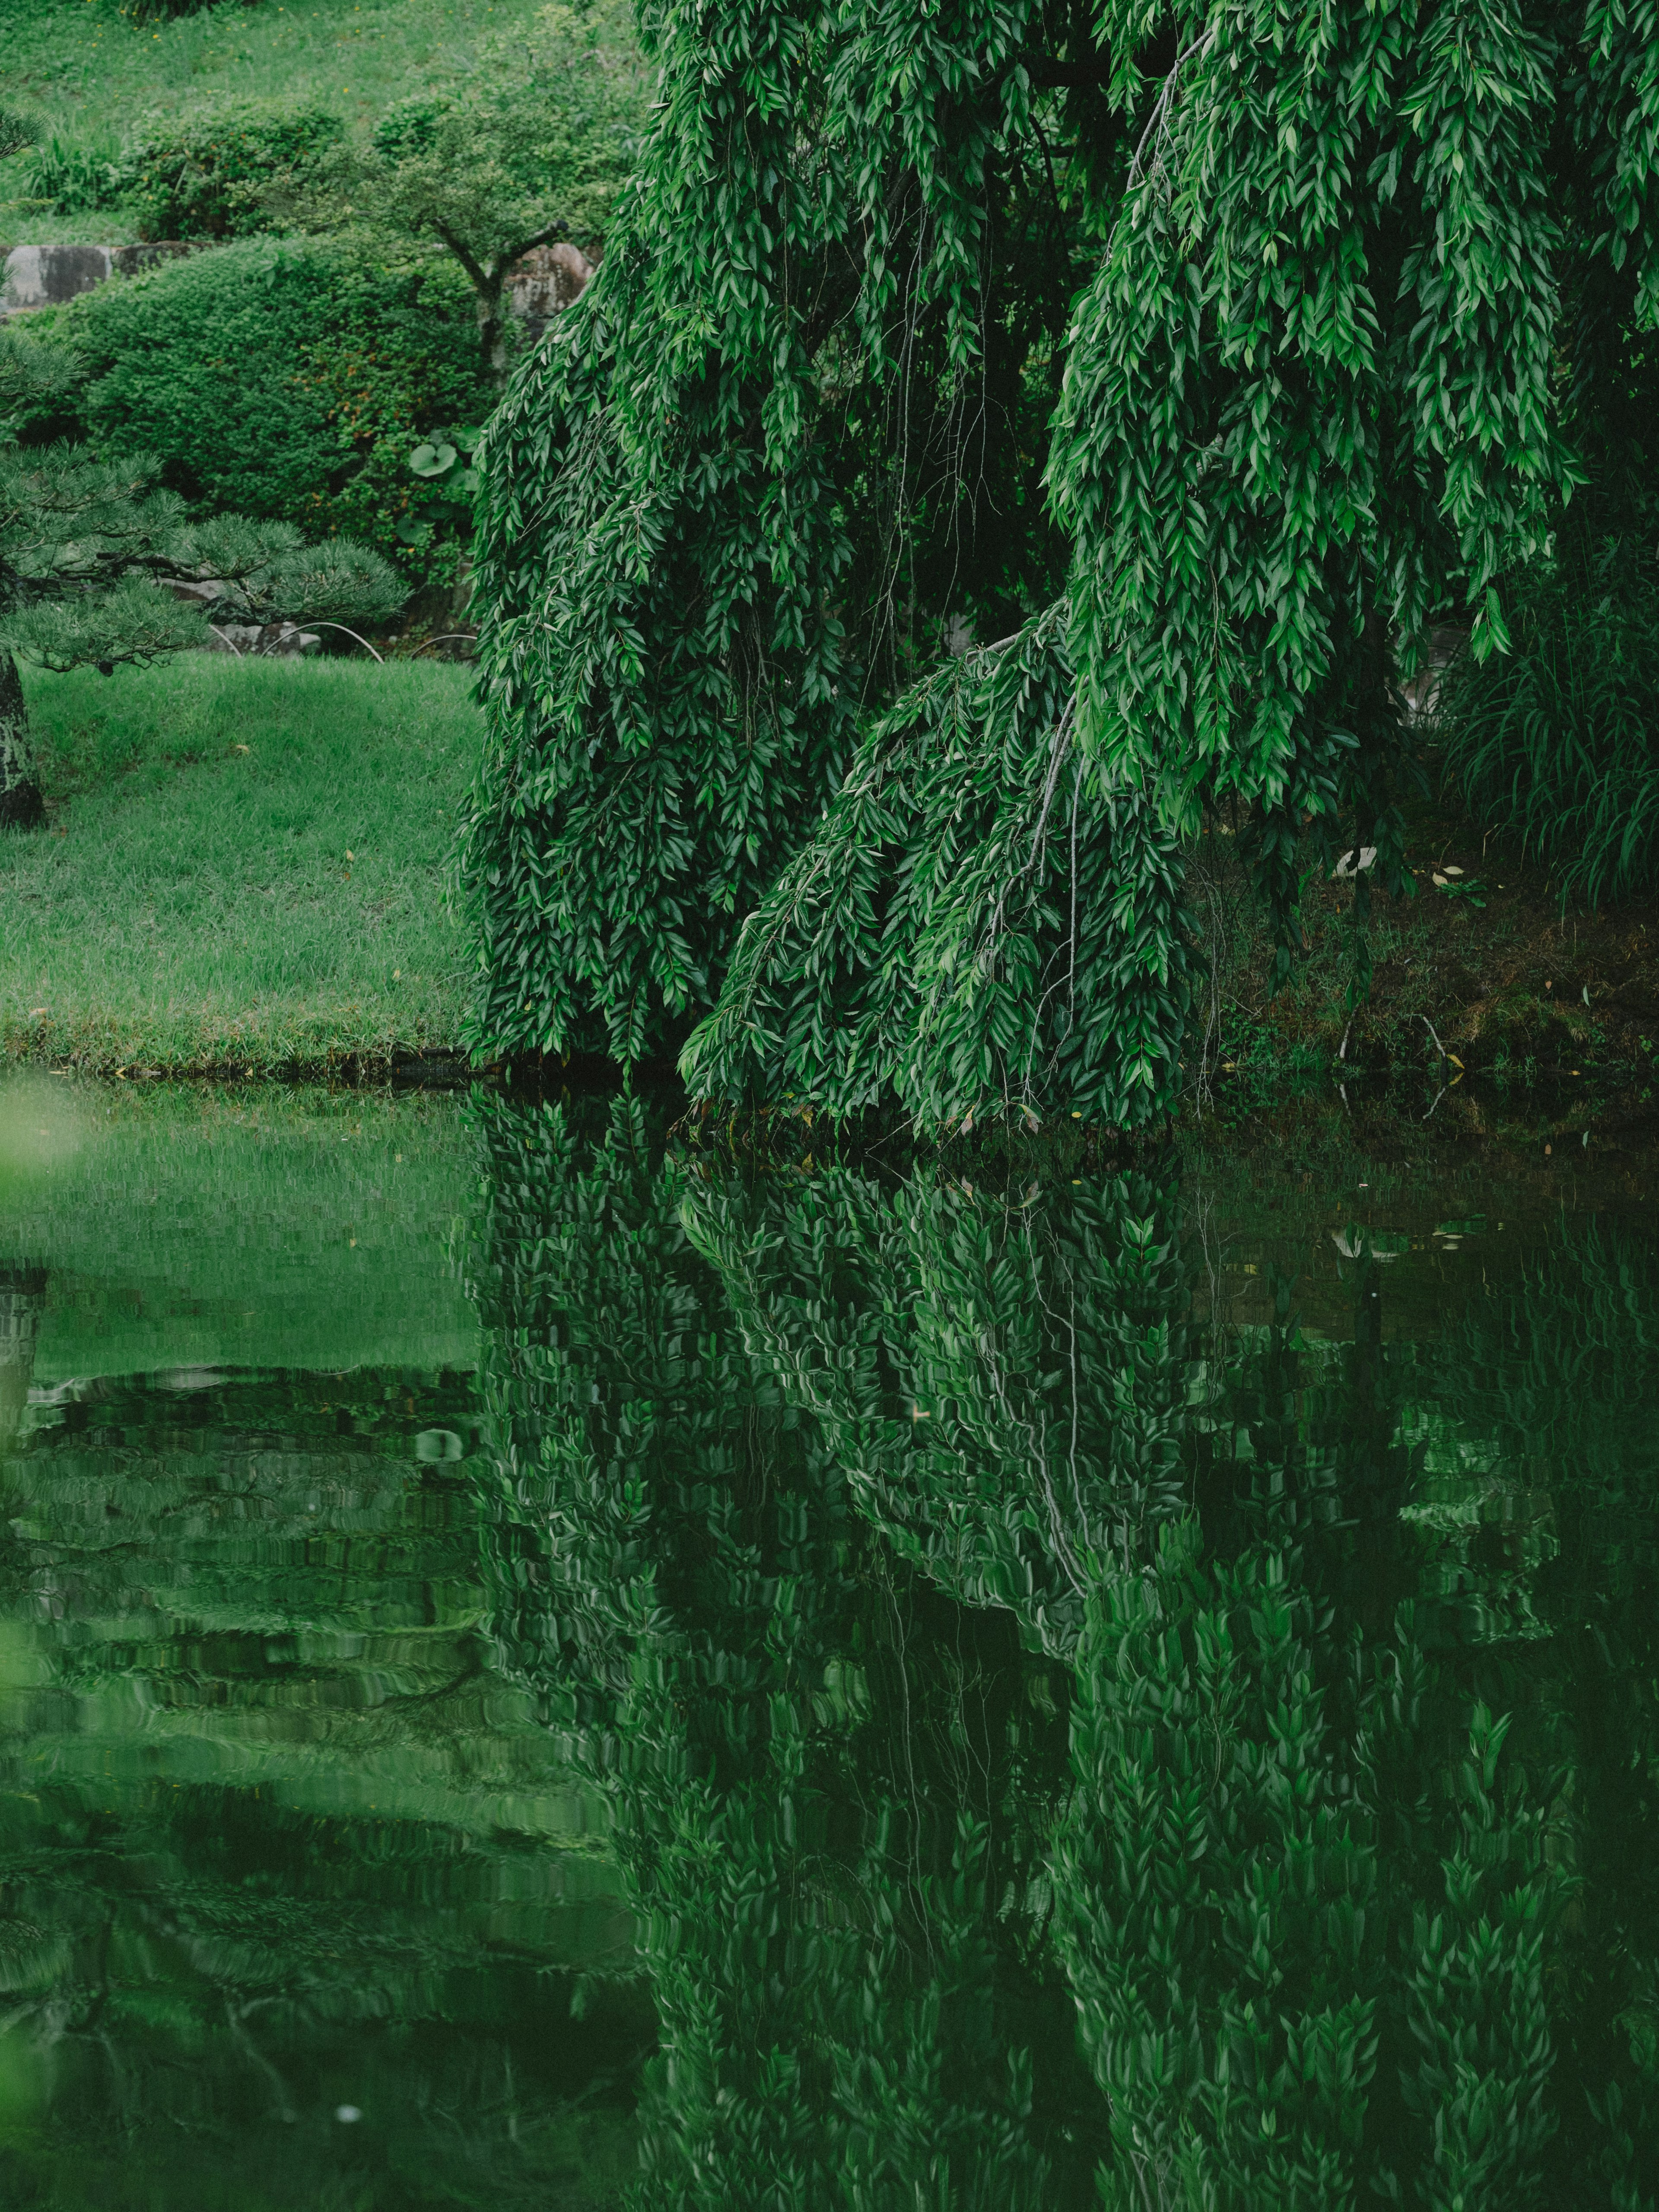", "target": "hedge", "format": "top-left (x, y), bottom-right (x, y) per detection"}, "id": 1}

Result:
top-left (23, 97), bottom-right (345, 239)
top-left (38, 238), bottom-right (491, 587)
top-left (119, 99), bottom-right (345, 242)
